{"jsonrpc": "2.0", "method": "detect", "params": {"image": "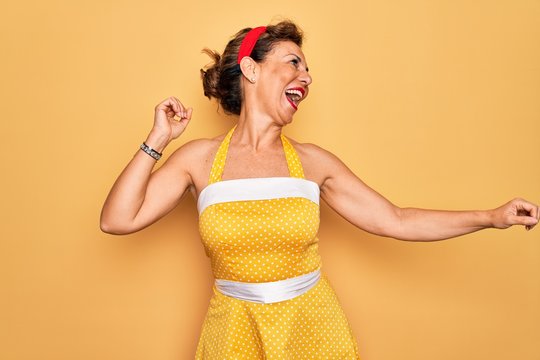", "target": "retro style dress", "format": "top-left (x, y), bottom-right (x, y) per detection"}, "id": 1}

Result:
top-left (195, 126), bottom-right (361, 359)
